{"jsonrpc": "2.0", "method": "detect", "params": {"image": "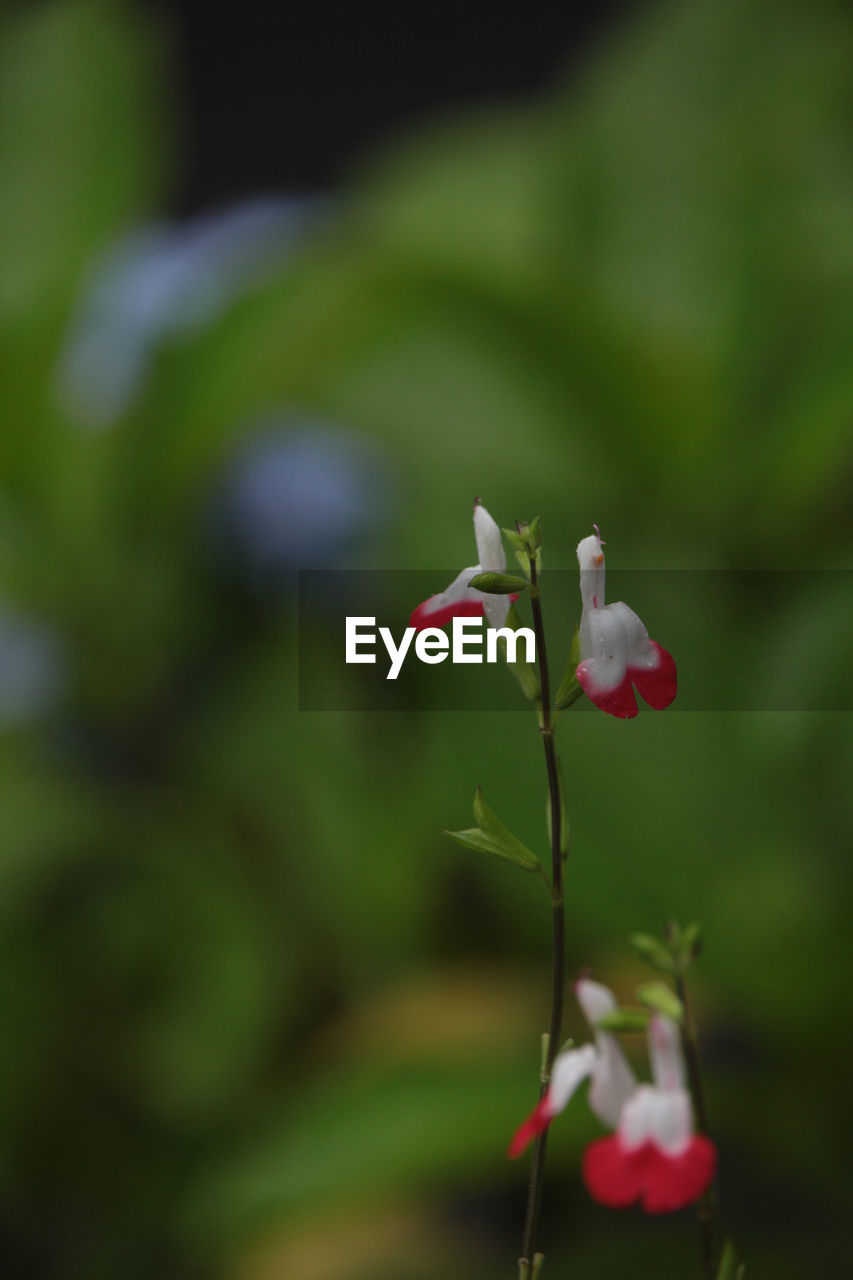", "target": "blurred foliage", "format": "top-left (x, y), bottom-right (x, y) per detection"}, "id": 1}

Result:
top-left (1, 0), bottom-right (852, 1276)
